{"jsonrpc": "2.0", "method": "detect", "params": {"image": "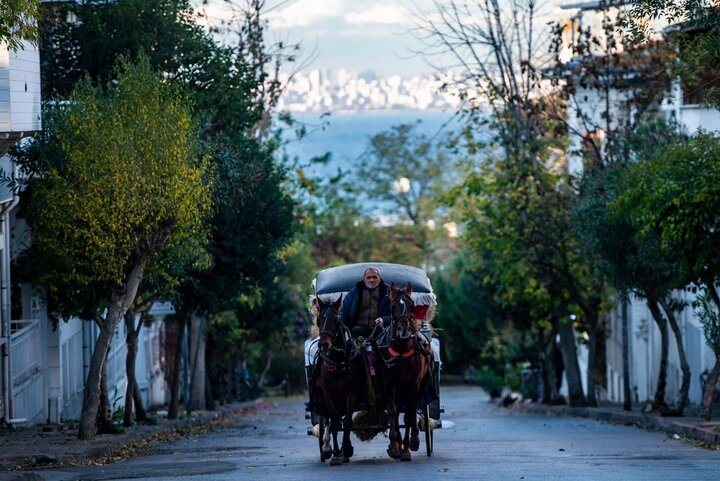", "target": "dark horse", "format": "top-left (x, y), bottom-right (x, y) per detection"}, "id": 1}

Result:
top-left (379, 282), bottom-right (433, 461)
top-left (312, 296), bottom-right (364, 465)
